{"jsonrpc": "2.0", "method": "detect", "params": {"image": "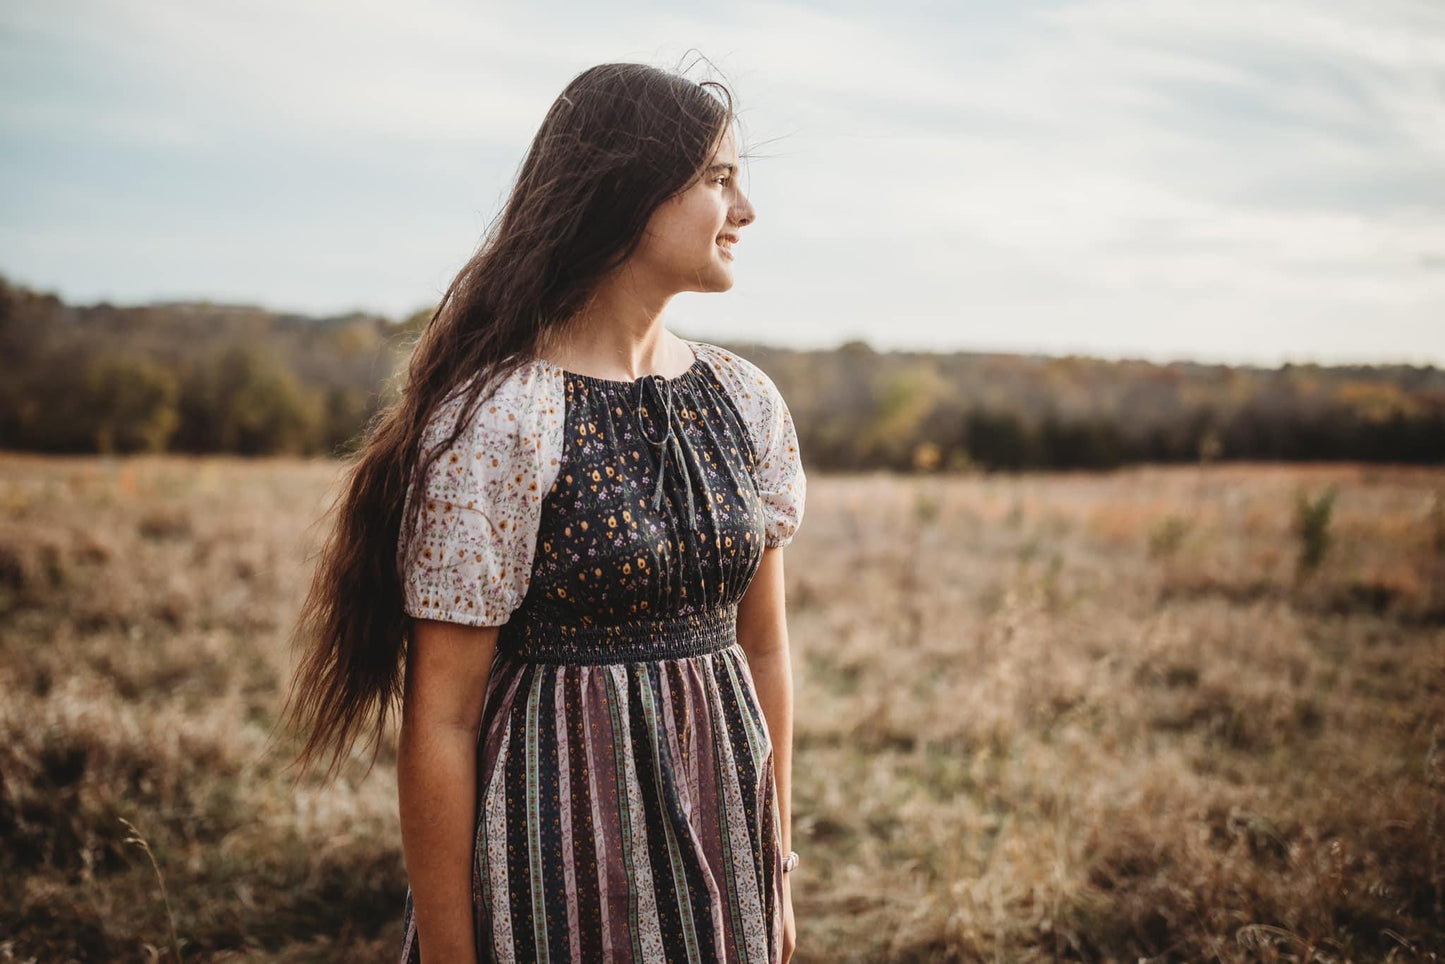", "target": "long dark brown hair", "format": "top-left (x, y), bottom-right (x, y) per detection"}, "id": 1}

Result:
top-left (278, 62), bottom-right (736, 780)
